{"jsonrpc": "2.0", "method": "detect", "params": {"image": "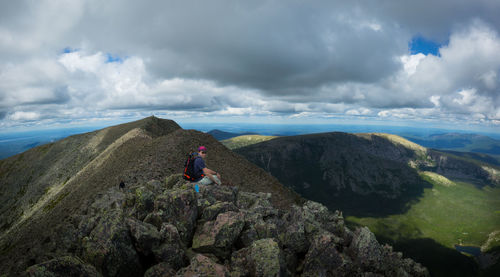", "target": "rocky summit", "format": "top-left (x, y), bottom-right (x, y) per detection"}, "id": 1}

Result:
top-left (24, 176), bottom-right (428, 276)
